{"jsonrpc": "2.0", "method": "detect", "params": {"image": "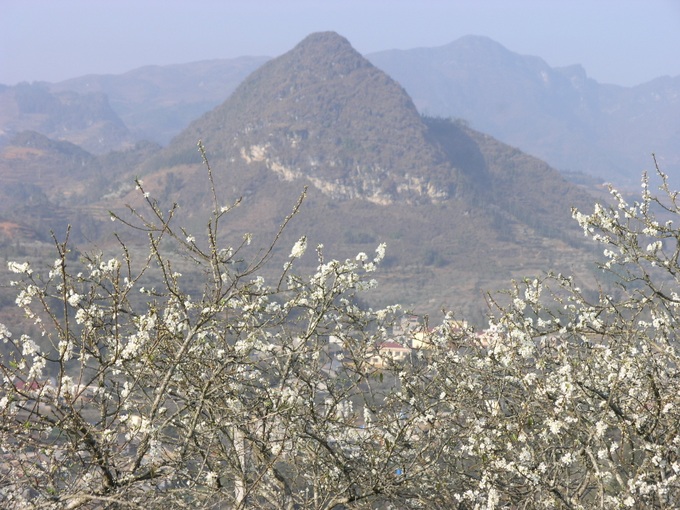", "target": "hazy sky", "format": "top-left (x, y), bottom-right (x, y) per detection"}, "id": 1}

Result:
top-left (2, 0), bottom-right (679, 87)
